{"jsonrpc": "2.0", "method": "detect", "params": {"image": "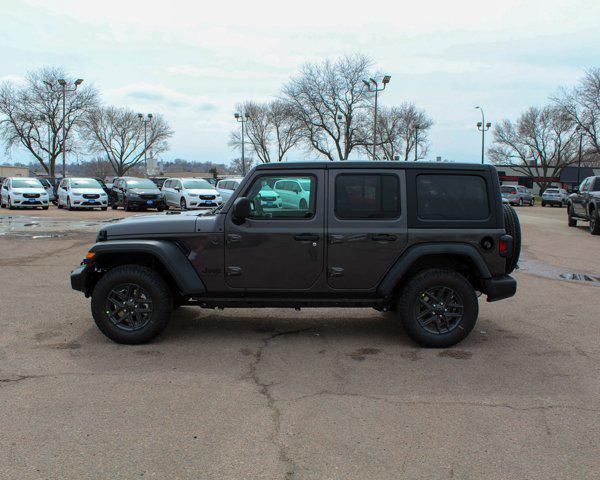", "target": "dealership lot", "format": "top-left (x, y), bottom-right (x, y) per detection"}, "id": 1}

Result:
top-left (1, 207), bottom-right (599, 479)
